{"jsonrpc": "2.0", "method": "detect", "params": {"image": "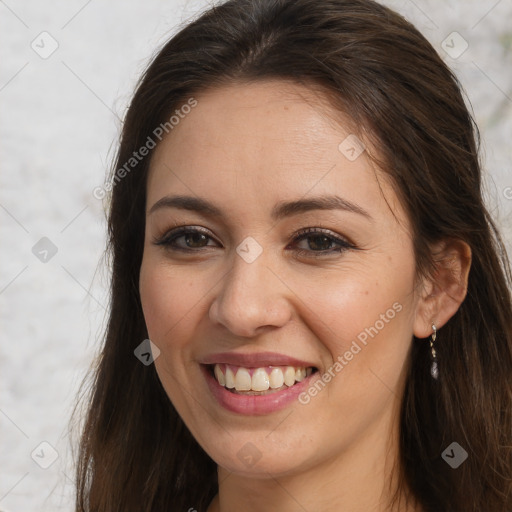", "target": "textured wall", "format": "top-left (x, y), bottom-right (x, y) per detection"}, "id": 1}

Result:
top-left (0, 1), bottom-right (511, 510)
